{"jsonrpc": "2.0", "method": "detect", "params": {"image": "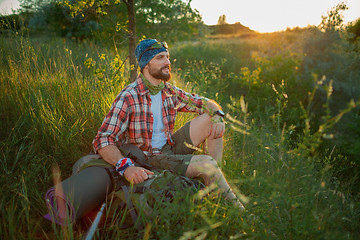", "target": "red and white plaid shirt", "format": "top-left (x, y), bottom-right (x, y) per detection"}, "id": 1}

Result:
top-left (93, 75), bottom-right (205, 156)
